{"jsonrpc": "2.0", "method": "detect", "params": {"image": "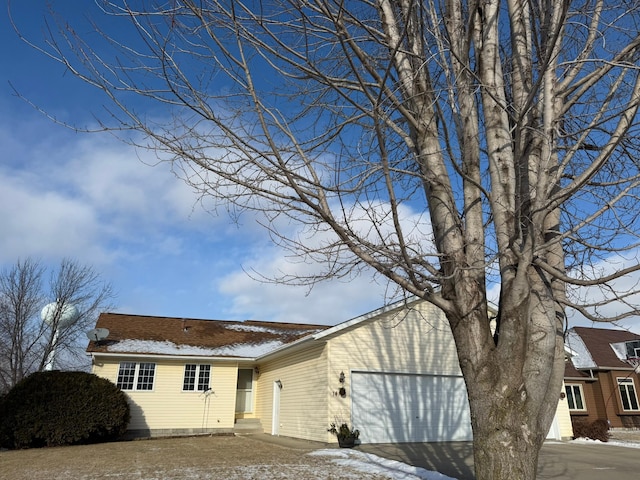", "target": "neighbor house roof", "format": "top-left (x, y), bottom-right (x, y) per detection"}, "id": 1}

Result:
top-left (566, 326), bottom-right (640, 371)
top-left (564, 359), bottom-right (594, 380)
top-left (87, 313), bottom-right (329, 359)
